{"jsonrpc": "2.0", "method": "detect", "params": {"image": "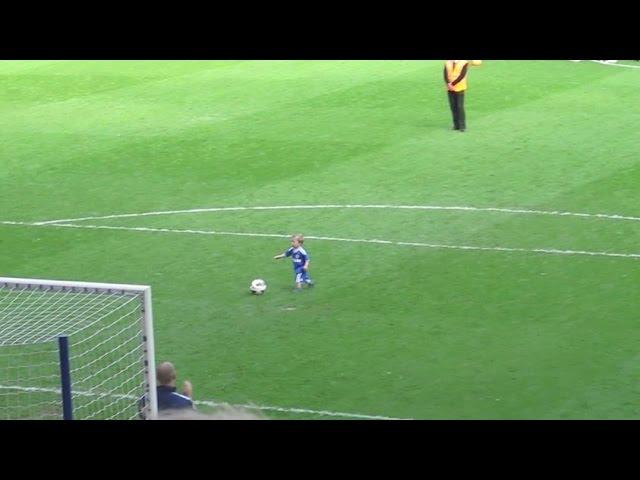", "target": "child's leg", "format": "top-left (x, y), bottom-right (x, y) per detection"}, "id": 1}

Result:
top-left (294, 272), bottom-right (304, 290)
top-left (302, 271), bottom-right (314, 287)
